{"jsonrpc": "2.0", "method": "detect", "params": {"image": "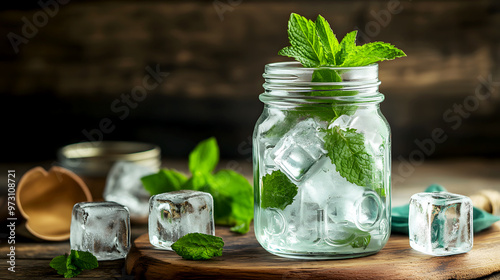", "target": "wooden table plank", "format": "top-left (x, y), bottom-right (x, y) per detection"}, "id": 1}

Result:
top-left (0, 259), bottom-right (128, 279)
top-left (126, 223), bottom-right (500, 280)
